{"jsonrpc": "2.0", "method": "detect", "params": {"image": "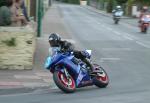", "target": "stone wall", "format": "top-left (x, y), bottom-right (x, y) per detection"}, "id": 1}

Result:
top-left (0, 26), bottom-right (36, 70)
